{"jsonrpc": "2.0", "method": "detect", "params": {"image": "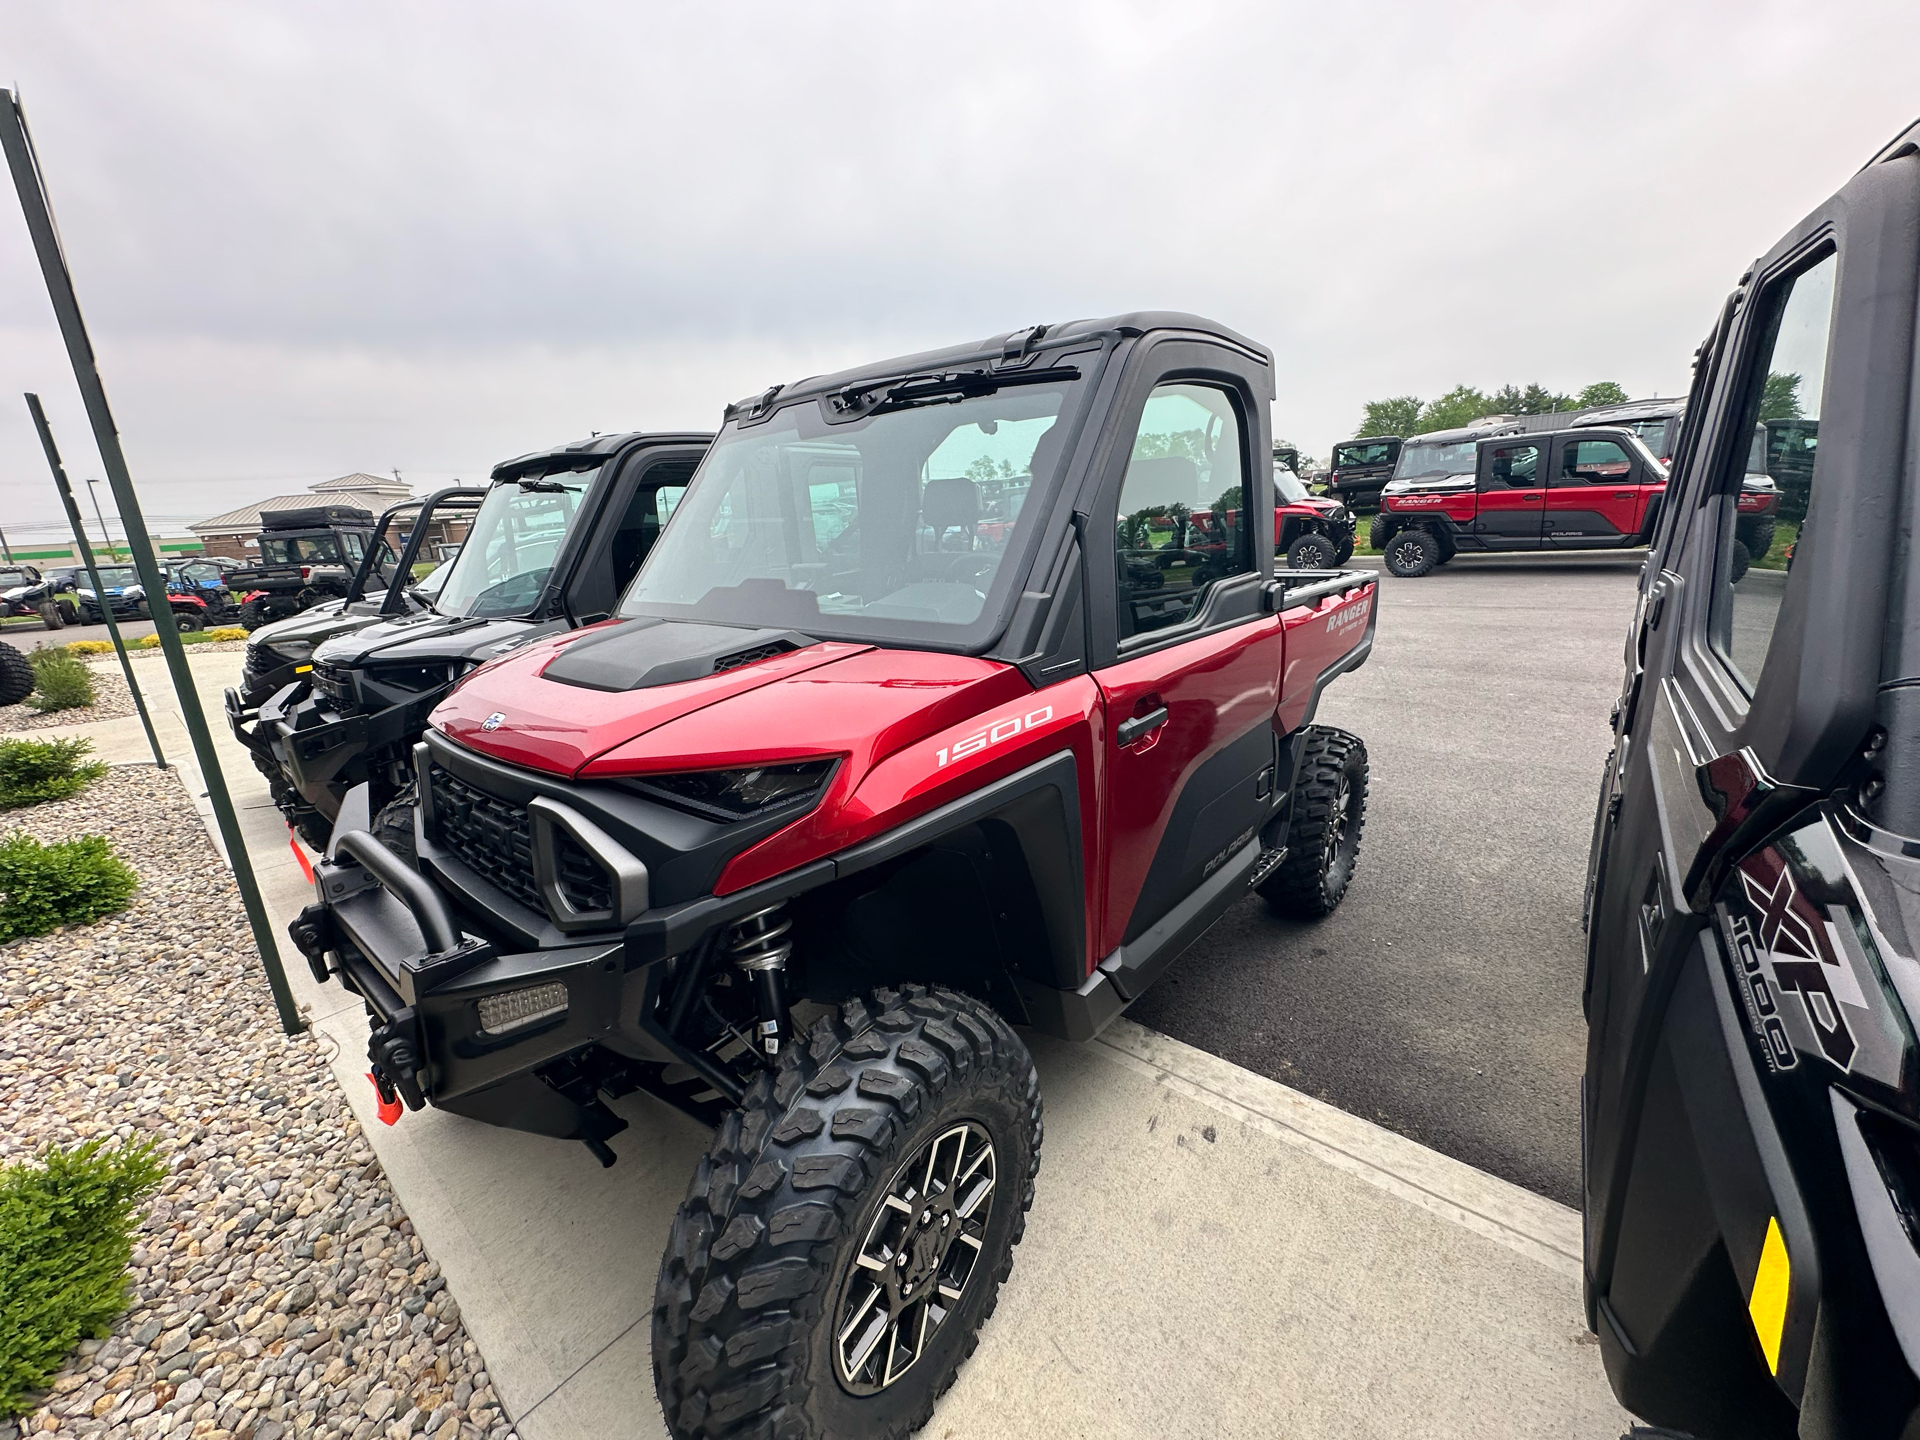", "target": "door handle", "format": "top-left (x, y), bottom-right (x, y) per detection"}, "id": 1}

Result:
top-left (1614, 491), bottom-right (1634, 500)
top-left (1117, 707), bottom-right (1169, 746)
